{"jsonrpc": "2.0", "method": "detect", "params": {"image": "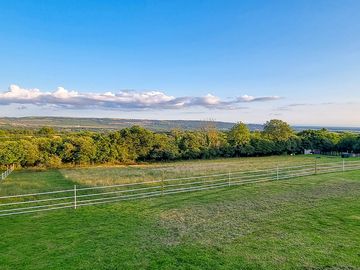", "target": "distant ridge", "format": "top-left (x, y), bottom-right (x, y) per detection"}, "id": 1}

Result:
top-left (0, 117), bottom-right (359, 133)
top-left (0, 116), bottom-right (240, 131)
